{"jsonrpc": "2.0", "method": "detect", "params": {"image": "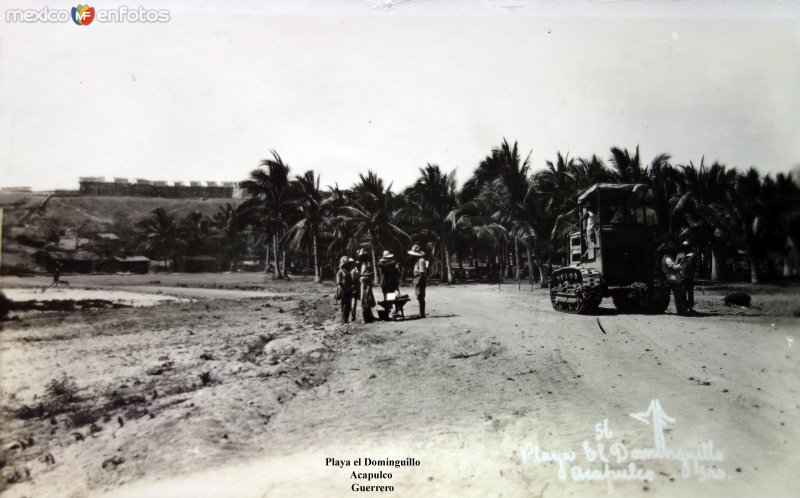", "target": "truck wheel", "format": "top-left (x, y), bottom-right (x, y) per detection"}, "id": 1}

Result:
top-left (575, 291), bottom-right (601, 314)
top-left (648, 291), bottom-right (671, 314)
top-left (612, 294), bottom-right (637, 313)
top-left (612, 282), bottom-right (654, 313)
